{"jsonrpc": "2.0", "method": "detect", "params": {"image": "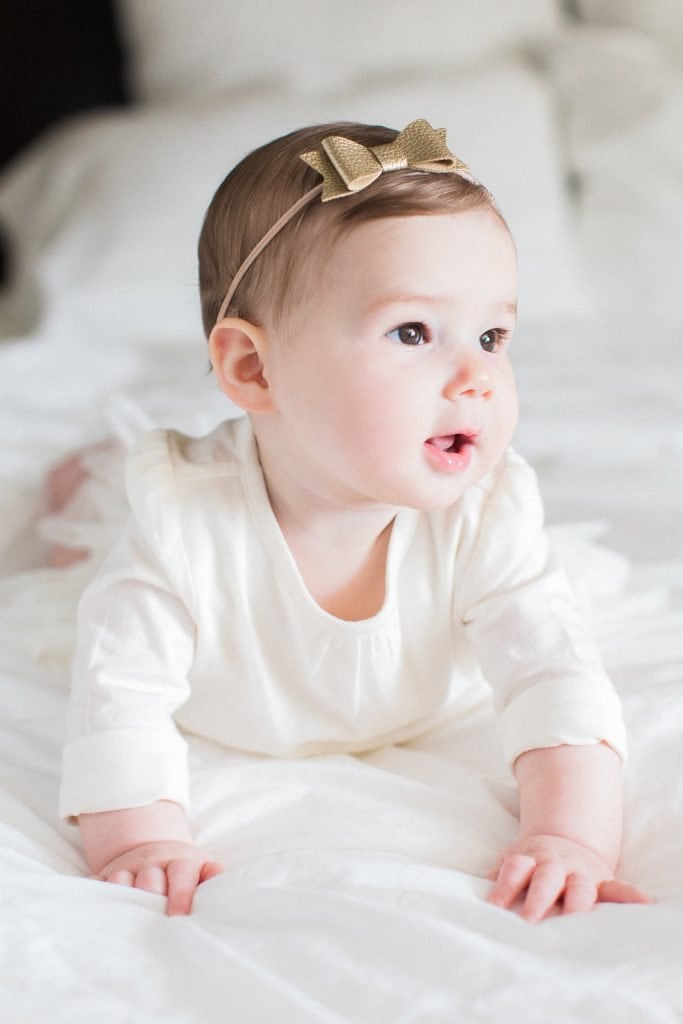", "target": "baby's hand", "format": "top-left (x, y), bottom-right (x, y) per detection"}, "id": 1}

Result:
top-left (92, 840), bottom-right (224, 915)
top-left (488, 833), bottom-right (651, 922)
